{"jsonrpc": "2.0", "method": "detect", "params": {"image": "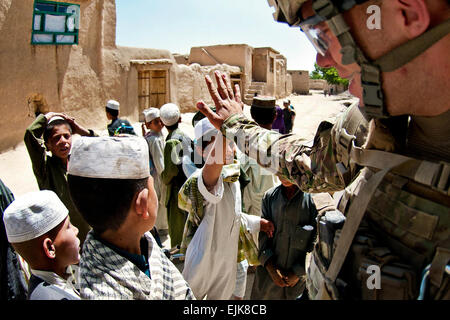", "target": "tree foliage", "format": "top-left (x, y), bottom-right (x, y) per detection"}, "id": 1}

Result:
top-left (310, 63), bottom-right (349, 86)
